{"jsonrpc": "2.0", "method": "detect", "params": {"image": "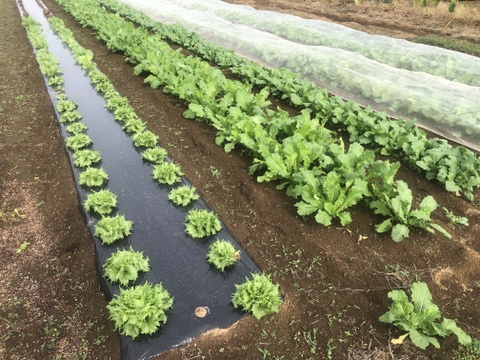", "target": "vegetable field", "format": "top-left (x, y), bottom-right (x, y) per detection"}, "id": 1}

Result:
top-left (1, 0), bottom-right (479, 359)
